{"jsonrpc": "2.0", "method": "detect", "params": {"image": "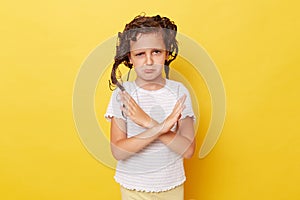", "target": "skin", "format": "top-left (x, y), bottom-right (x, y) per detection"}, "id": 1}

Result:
top-left (130, 32), bottom-right (167, 90)
top-left (110, 32), bottom-right (195, 161)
